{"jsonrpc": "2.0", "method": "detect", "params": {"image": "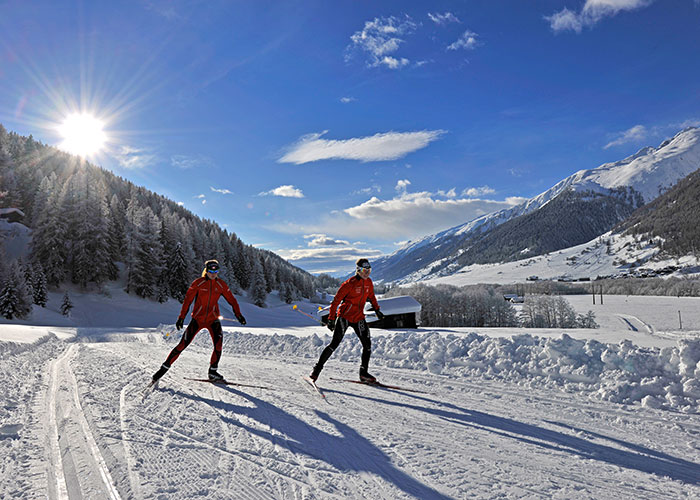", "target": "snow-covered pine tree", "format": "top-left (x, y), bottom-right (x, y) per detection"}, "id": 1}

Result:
top-left (250, 259), bottom-right (267, 307)
top-left (32, 264), bottom-right (48, 307)
top-left (0, 260), bottom-right (32, 319)
top-left (168, 242), bottom-right (189, 302)
top-left (20, 257), bottom-right (33, 299)
top-left (131, 206), bottom-right (164, 298)
top-left (60, 291), bottom-right (73, 316)
top-left (30, 189), bottom-right (68, 286)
